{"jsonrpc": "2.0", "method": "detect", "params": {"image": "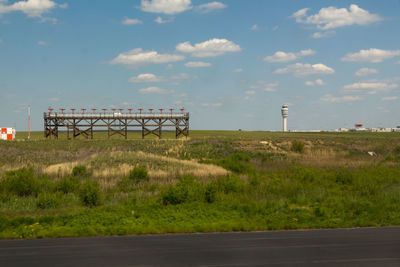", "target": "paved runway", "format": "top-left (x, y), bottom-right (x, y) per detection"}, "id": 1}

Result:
top-left (0, 227), bottom-right (399, 266)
